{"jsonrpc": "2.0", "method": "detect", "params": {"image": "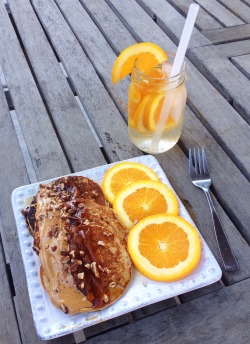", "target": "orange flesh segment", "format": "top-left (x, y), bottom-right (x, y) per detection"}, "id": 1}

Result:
top-left (139, 223), bottom-right (189, 268)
